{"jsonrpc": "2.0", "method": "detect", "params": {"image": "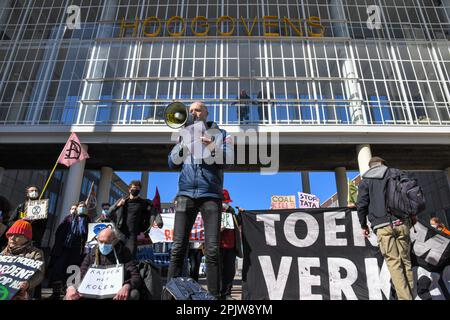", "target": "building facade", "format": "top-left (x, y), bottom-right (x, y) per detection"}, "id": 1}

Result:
top-left (0, 1), bottom-right (449, 226)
